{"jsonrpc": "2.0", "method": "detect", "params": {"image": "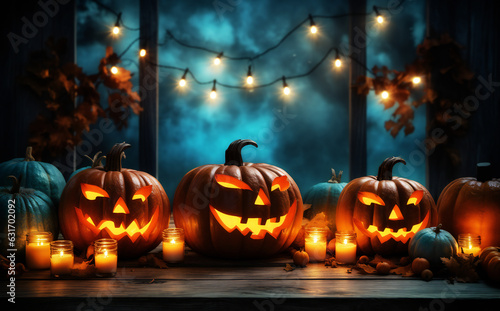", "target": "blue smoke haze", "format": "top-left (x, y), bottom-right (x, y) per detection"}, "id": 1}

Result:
top-left (76, 0), bottom-right (426, 199)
